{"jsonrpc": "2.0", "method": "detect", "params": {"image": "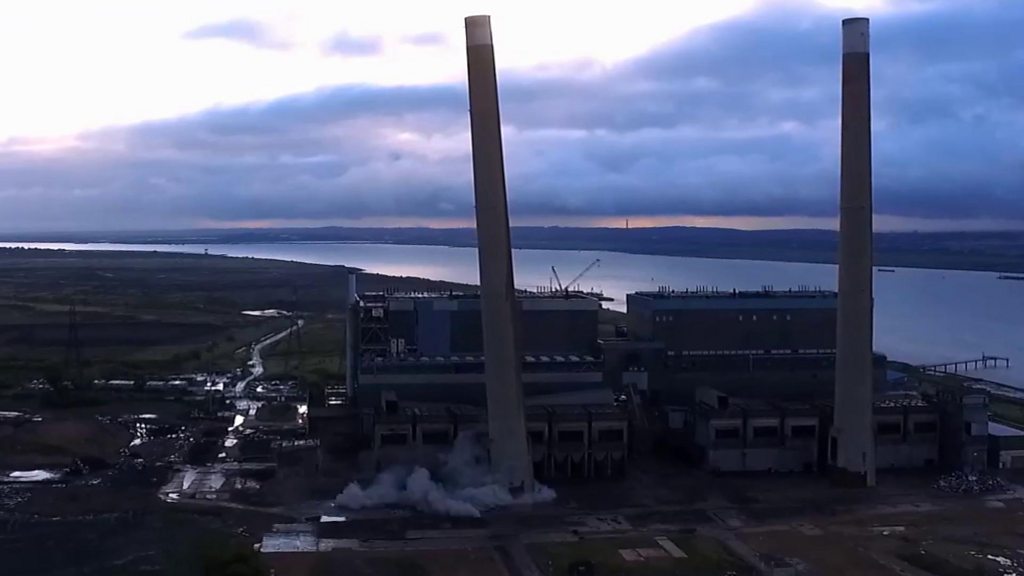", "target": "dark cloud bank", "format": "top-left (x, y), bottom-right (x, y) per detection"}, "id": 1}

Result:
top-left (1, 0), bottom-right (1022, 231)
